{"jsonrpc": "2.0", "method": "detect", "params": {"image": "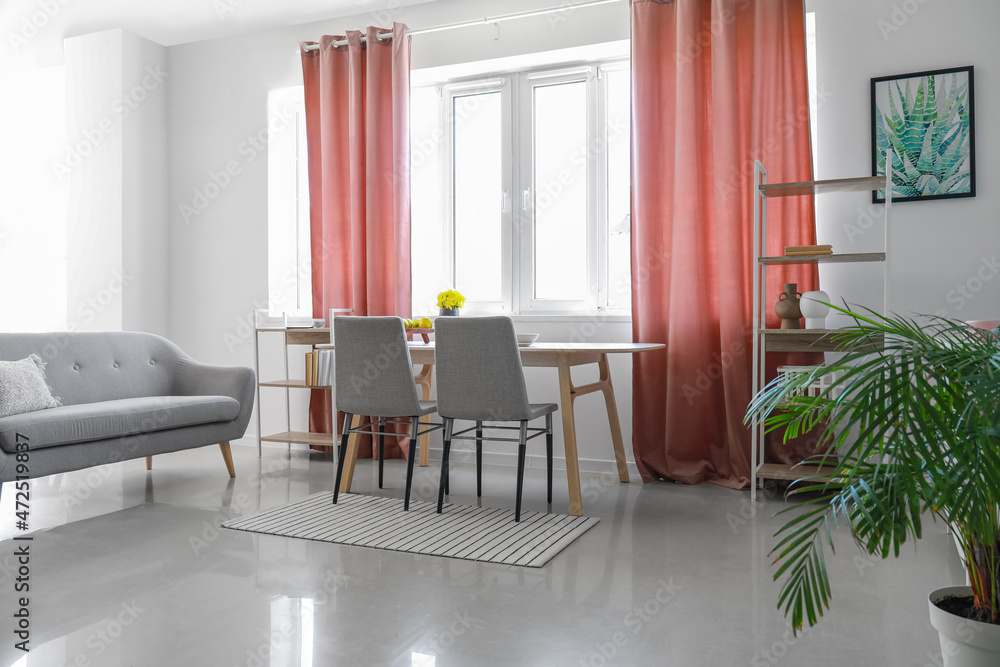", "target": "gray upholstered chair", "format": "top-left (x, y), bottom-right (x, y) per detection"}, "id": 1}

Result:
top-left (331, 317), bottom-right (442, 510)
top-left (434, 316), bottom-right (557, 521)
